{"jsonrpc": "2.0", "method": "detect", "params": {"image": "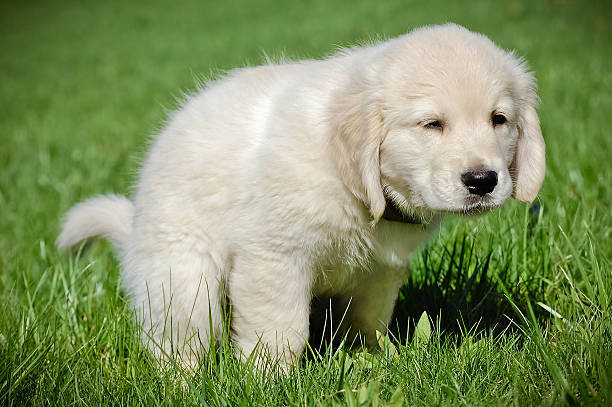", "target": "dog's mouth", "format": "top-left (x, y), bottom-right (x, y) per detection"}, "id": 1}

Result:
top-left (381, 191), bottom-right (502, 222)
top-left (452, 195), bottom-right (500, 216)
